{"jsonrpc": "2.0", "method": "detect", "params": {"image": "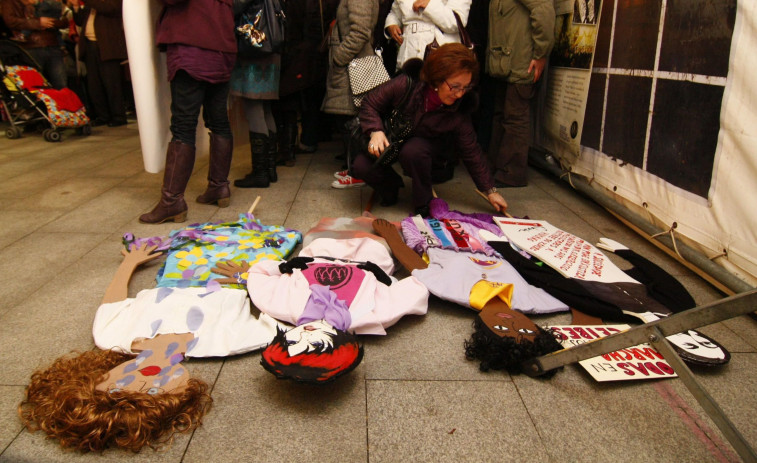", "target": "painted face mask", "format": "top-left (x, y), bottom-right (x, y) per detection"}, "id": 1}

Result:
top-left (96, 333), bottom-right (196, 395)
top-left (261, 321), bottom-right (363, 383)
